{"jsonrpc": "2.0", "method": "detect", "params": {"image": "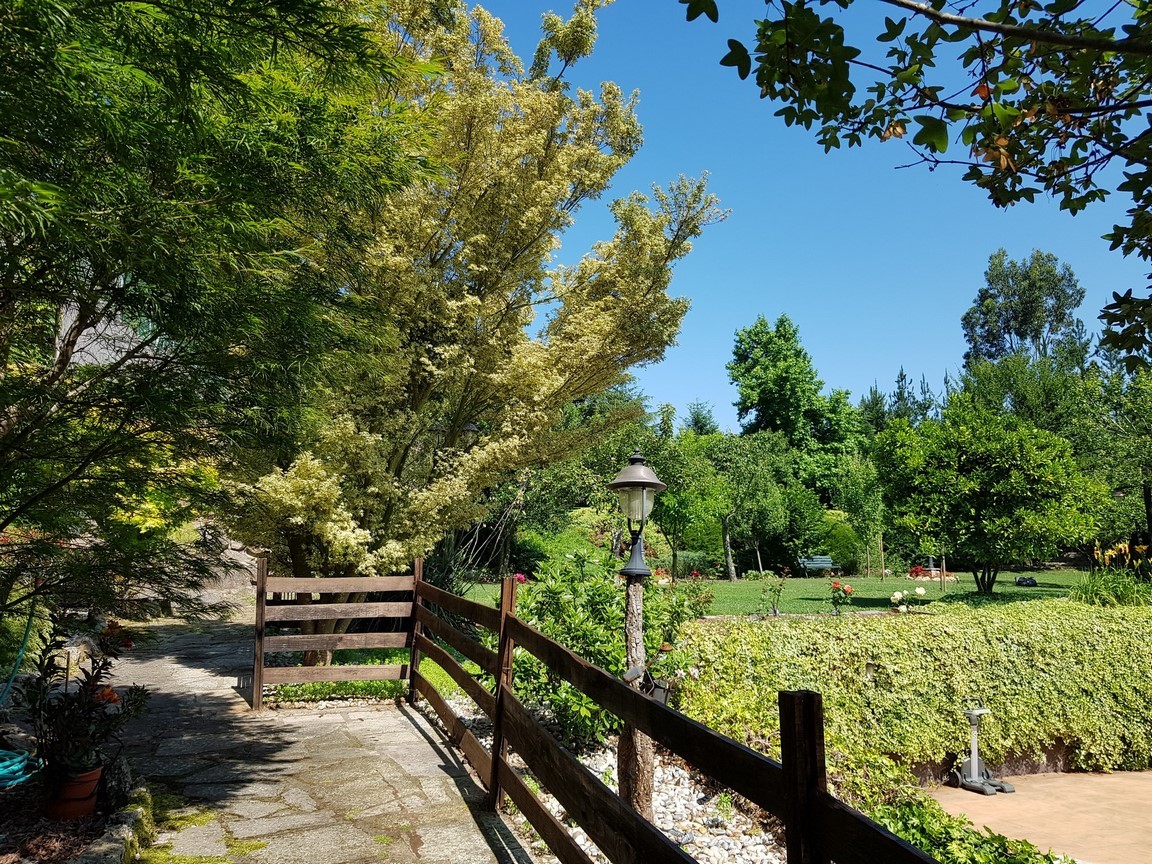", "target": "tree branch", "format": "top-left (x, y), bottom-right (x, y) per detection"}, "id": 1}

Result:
top-left (881, 0), bottom-right (1152, 57)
